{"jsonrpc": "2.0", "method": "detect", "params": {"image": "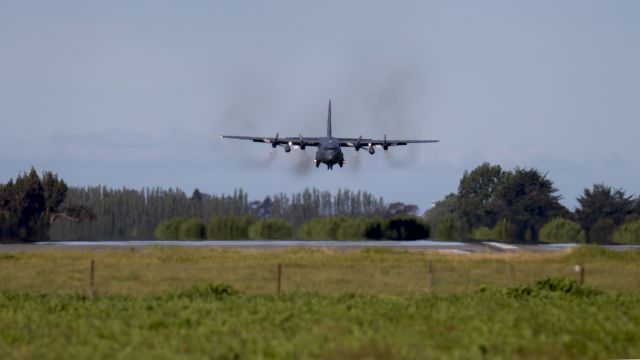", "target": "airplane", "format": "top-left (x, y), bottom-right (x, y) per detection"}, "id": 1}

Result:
top-left (221, 100), bottom-right (439, 170)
